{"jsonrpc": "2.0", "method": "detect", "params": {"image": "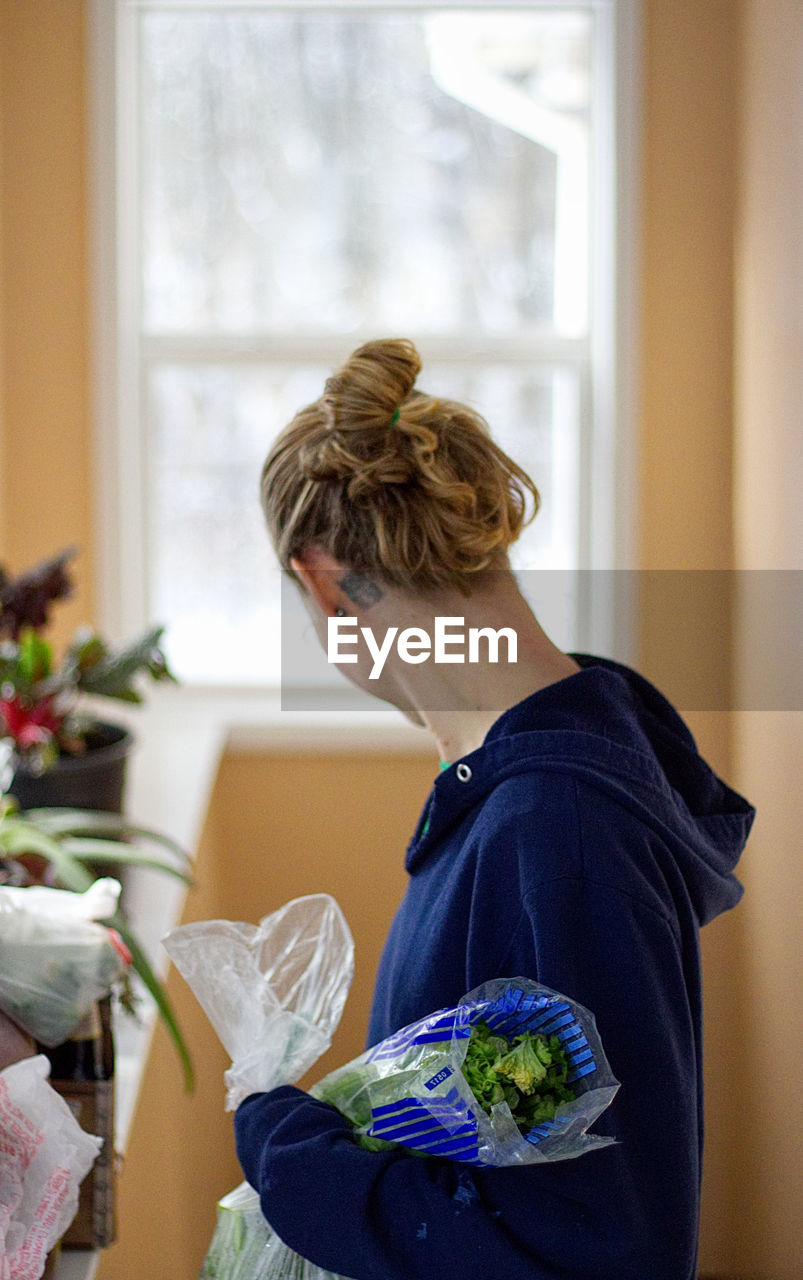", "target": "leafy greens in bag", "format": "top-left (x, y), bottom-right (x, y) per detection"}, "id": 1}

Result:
top-left (311, 979), bottom-right (618, 1167)
top-left (462, 1018), bottom-right (577, 1132)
